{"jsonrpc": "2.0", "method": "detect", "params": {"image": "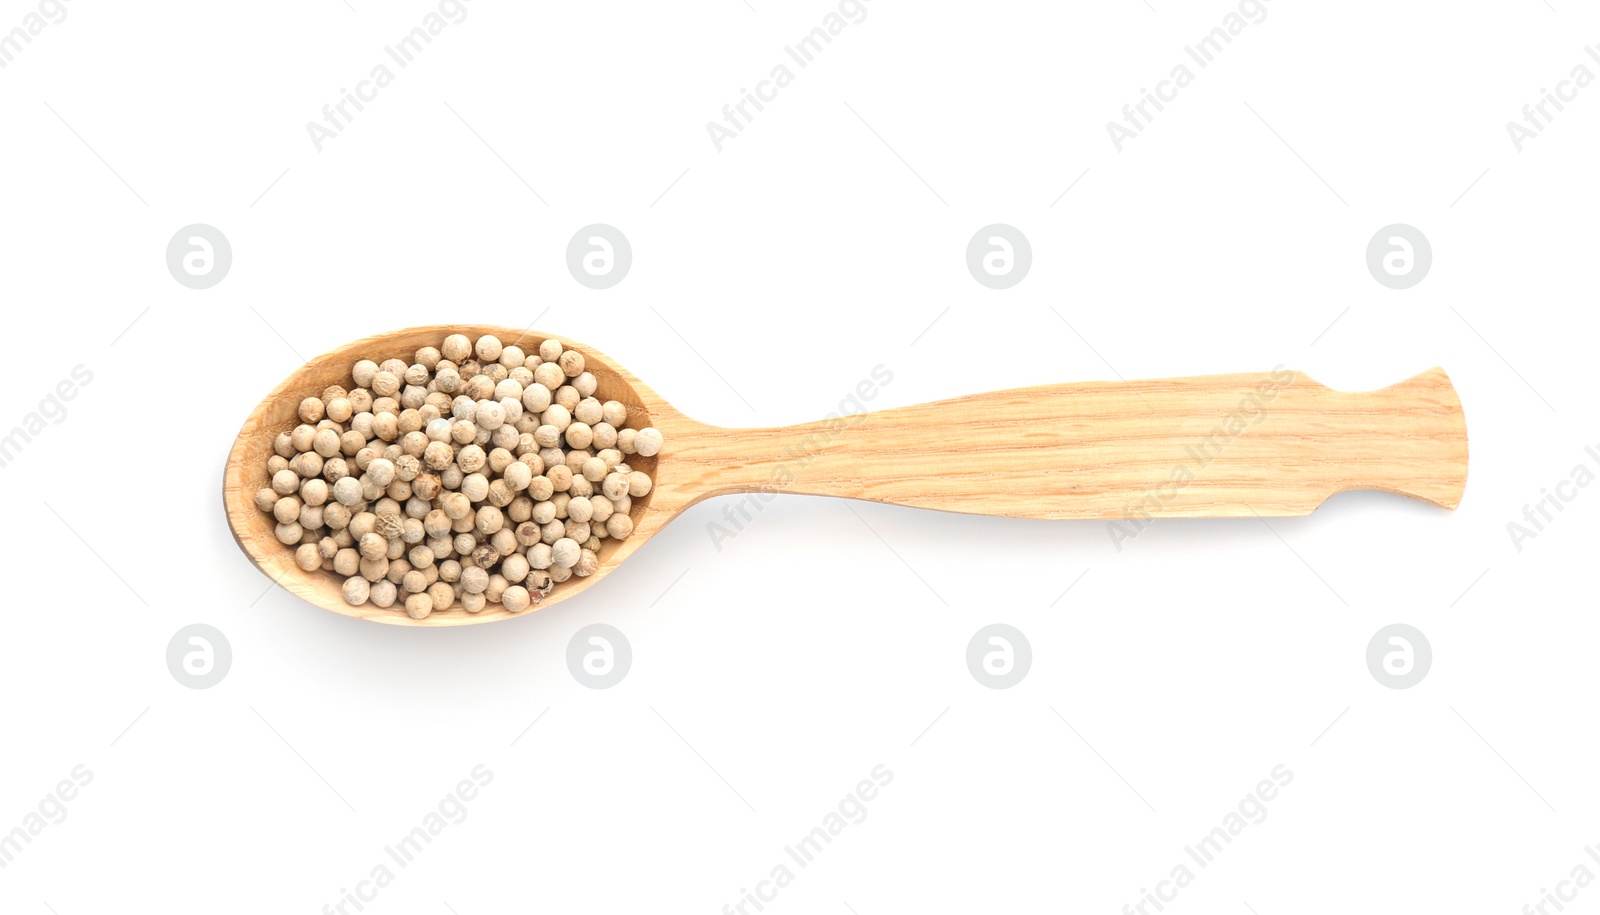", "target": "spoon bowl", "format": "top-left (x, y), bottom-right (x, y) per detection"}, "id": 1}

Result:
top-left (225, 325), bottom-right (688, 625)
